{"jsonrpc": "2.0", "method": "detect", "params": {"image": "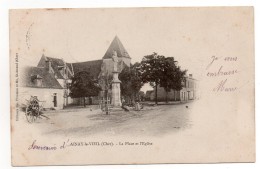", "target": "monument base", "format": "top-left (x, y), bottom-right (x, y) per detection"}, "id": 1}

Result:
top-left (111, 82), bottom-right (122, 107)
